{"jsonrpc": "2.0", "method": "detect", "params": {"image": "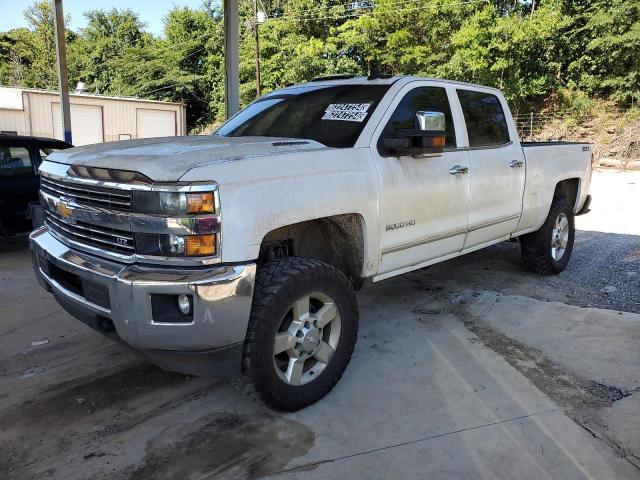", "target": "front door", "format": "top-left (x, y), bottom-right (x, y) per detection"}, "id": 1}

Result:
top-left (371, 82), bottom-right (471, 278)
top-left (456, 88), bottom-right (526, 249)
